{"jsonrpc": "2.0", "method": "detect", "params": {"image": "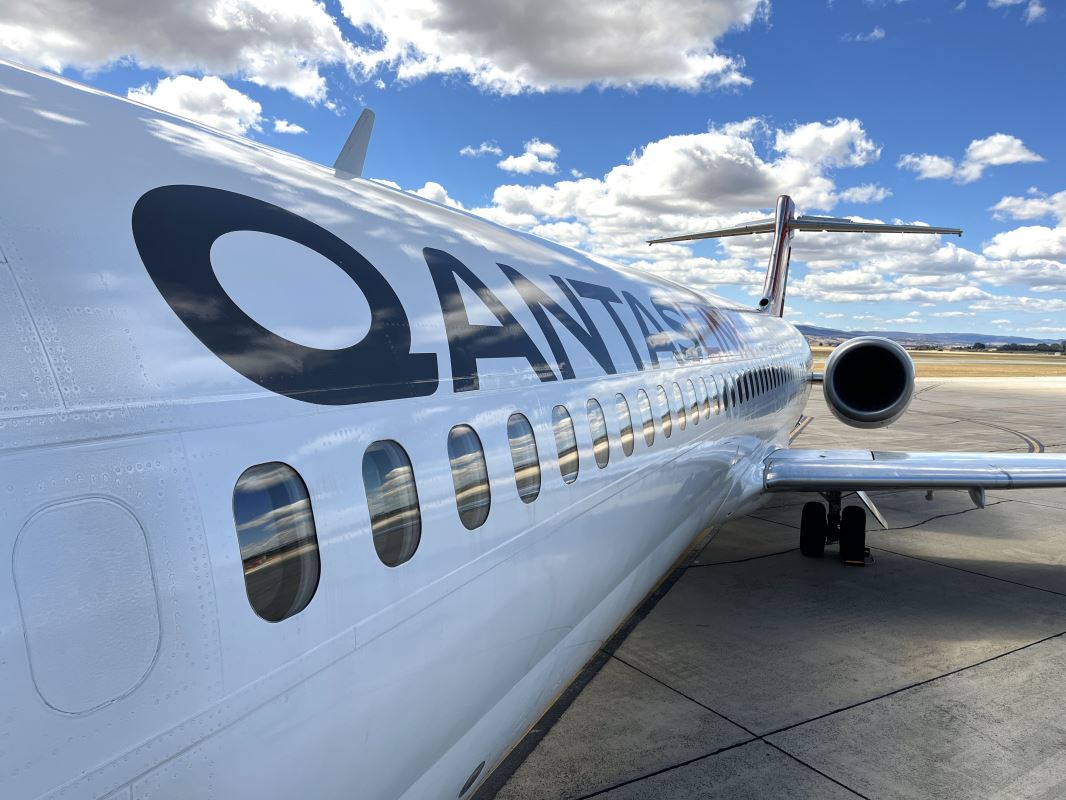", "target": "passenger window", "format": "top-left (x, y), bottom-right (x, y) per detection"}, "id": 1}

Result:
top-left (656, 385), bottom-right (673, 438)
top-left (730, 376), bottom-right (738, 407)
top-left (587, 399), bottom-right (610, 469)
top-left (686, 379), bottom-right (699, 424)
top-left (233, 462), bottom-right (320, 622)
top-left (362, 440), bottom-right (422, 567)
top-left (637, 388), bottom-right (655, 446)
top-left (698, 377), bottom-right (711, 419)
top-left (553, 405), bottom-right (580, 484)
top-left (672, 382), bottom-right (687, 430)
top-left (616, 394), bottom-right (635, 456)
top-left (711, 376), bottom-right (721, 414)
top-left (507, 413), bottom-right (541, 504)
top-left (447, 425), bottom-right (491, 530)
